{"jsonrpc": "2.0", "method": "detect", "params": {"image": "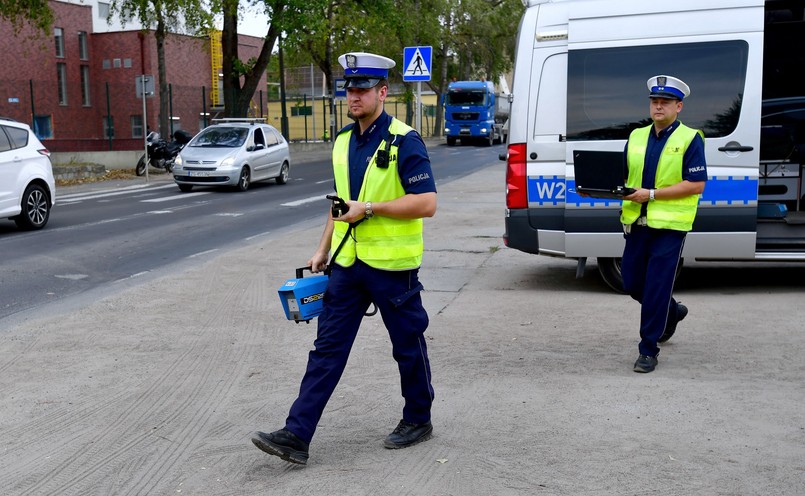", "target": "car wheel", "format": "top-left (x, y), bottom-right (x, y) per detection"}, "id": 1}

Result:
top-left (237, 167), bottom-right (251, 191)
top-left (136, 155), bottom-right (147, 176)
top-left (276, 161), bottom-right (289, 184)
top-left (178, 184), bottom-right (193, 192)
top-left (14, 183), bottom-right (50, 230)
